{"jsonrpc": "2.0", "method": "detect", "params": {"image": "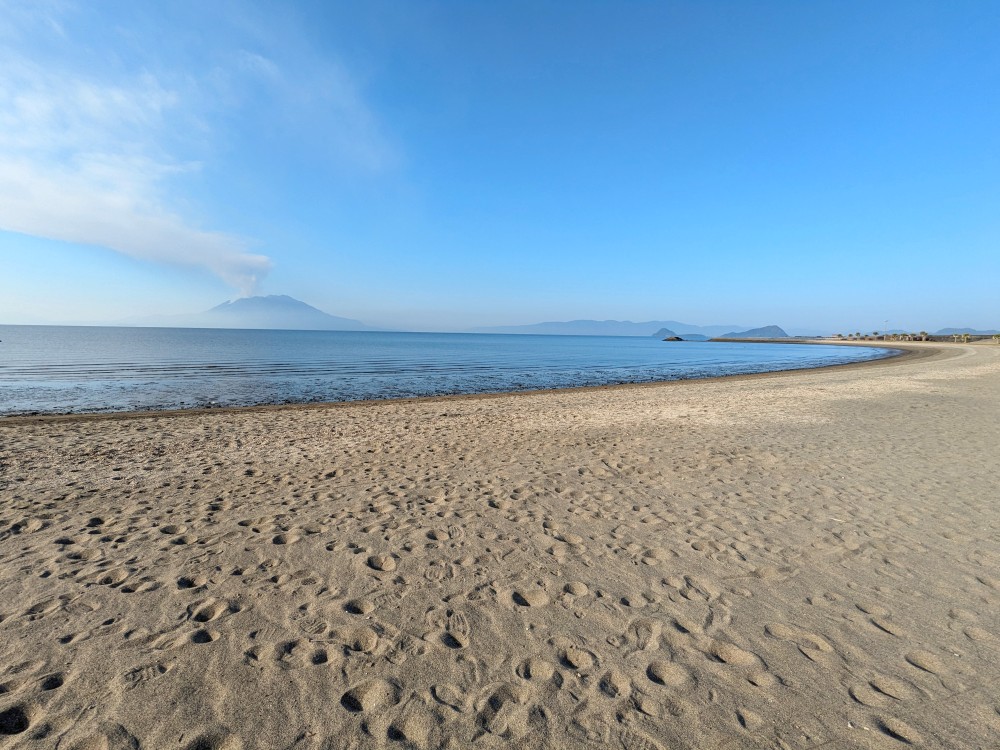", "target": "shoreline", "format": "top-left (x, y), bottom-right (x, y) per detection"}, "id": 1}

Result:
top-left (0, 339), bottom-right (921, 426)
top-left (2, 341), bottom-right (997, 748)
